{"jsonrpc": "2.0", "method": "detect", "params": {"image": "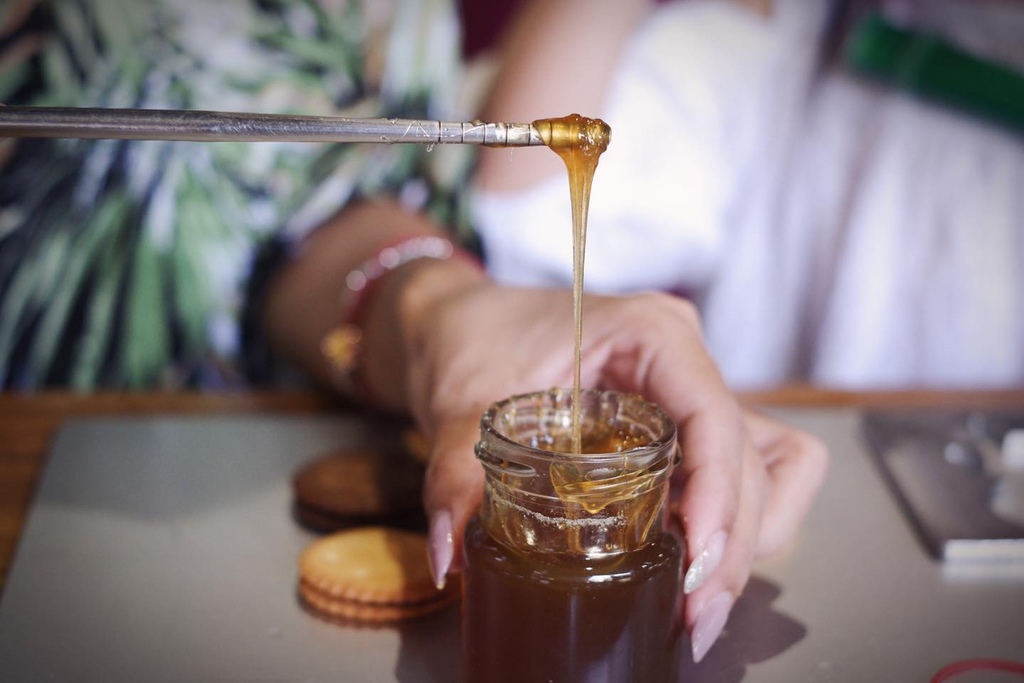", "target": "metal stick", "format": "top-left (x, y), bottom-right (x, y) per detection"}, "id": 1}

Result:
top-left (0, 106), bottom-right (545, 147)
